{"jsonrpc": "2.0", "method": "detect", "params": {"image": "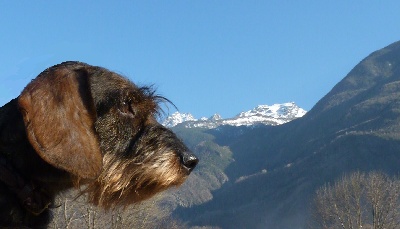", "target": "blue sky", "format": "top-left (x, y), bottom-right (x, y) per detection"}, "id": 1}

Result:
top-left (1, 1), bottom-right (400, 119)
